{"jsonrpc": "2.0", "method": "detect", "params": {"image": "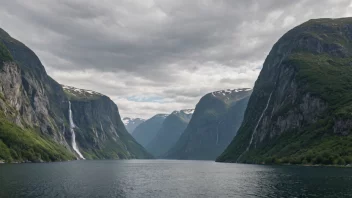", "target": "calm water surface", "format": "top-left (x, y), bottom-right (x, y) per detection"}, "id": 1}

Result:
top-left (1, 160), bottom-right (352, 198)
